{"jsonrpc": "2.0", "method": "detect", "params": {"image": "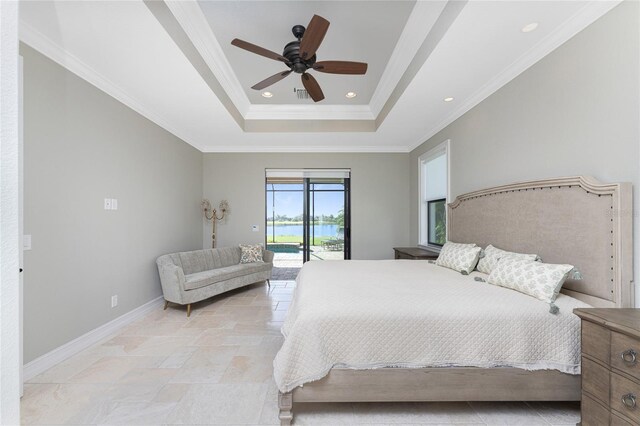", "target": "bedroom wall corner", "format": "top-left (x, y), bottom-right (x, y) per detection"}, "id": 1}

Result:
top-left (21, 43), bottom-right (204, 363)
top-left (408, 1), bottom-right (640, 306)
